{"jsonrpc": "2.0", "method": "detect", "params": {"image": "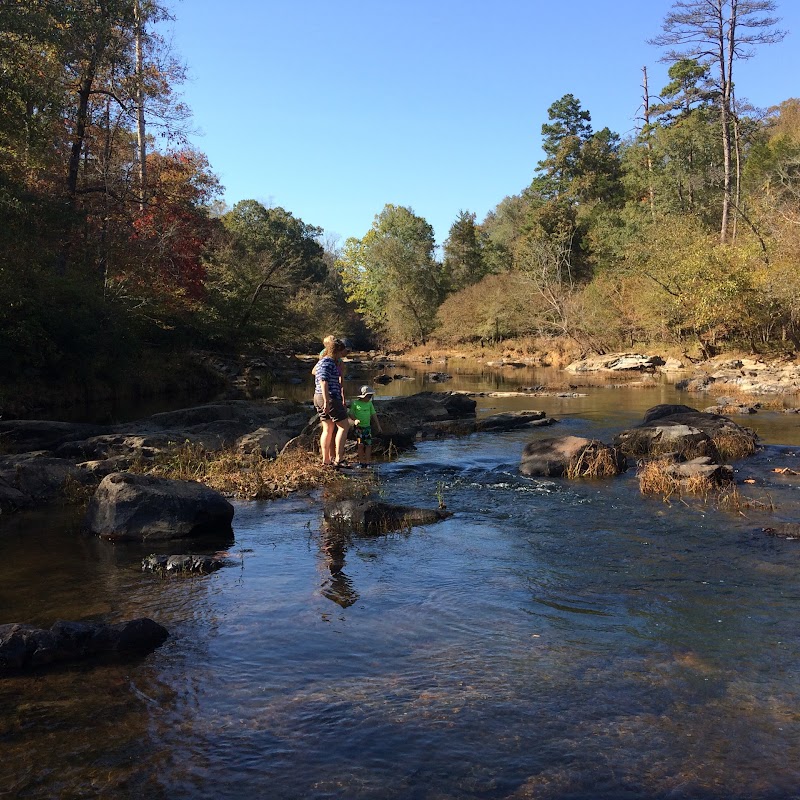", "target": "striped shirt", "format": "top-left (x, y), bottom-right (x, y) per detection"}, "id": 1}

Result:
top-left (314, 356), bottom-right (342, 399)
